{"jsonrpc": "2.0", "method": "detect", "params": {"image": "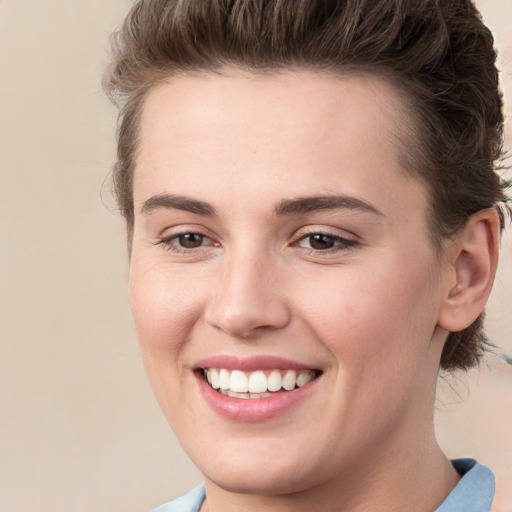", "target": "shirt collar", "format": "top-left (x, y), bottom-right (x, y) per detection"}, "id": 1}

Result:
top-left (434, 459), bottom-right (495, 512)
